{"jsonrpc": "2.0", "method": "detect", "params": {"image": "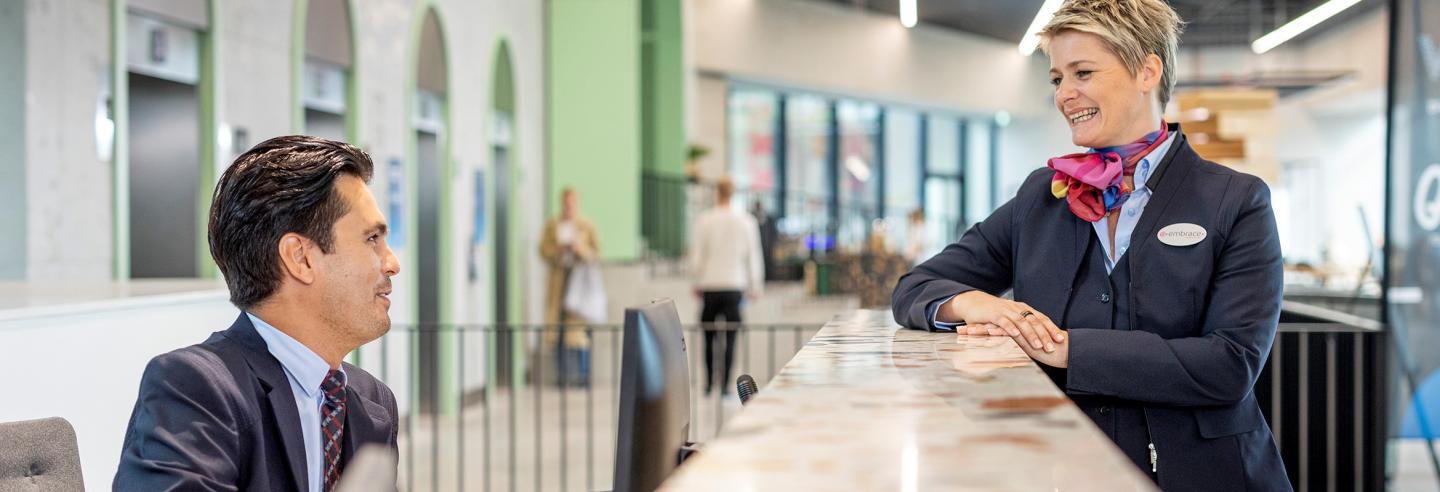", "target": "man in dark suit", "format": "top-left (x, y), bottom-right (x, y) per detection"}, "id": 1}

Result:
top-left (115, 136), bottom-right (402, 491)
